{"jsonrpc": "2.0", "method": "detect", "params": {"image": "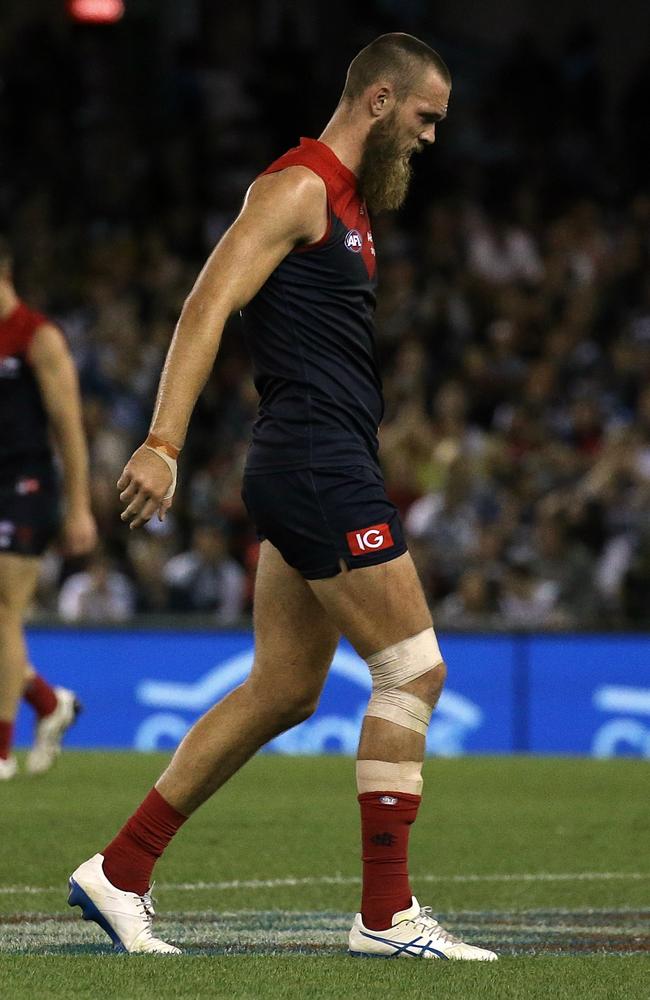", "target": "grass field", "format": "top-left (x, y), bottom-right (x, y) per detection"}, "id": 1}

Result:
top-left (1, 752), bottom-right (648, 998)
